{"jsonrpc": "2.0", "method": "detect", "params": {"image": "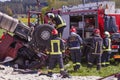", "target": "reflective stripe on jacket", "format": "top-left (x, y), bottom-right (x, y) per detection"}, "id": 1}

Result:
top-left (50, 40), bottom-right (61, 55)
top-left (92, 34), bottom-right (103, 54)
top-left (47, 37), bottom-right (65, 55)
top-left (53, 15), bottom-right (66, 29)
top-left (103, 38), bottom-right (111, 51)
top-left (67, 32), bottom-right (83, 50)
top-left (69, 47), bottom-right (80, 50)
